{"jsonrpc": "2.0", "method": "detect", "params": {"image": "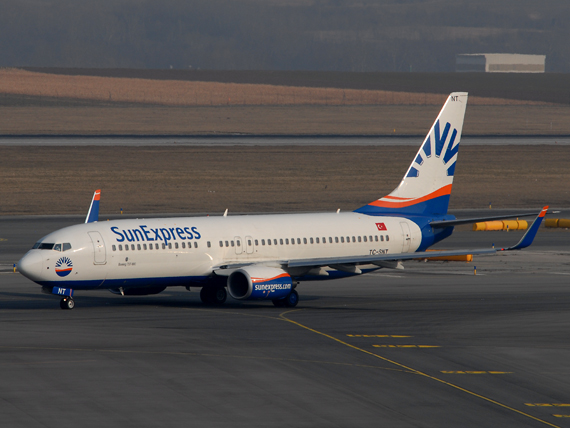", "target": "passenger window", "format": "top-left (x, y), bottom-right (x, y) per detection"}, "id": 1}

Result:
top-left (181, 242), bottom-right (185, 249)
top-left (174, 243), bottom-right (178, 249)
top-left (262, 239), bottom-right (265, 245)
top-left (279, 239), bottom-right (283, 245)
top-left (369, 235), bottom-right (373, 242)
top-left (341, 237), bottom-right (345, 243)
top-left (149, 244), bottom-right (153, 250)
top-left (380, 235), bottom-right (384, 242)
top-left (316, 237), bottom-right (320, 244)
top-left (303, 238), bottom-right (307, 244)
top-left (297, 238), bottom-right (301, 244)
top-left (194, 242), bottom-right (198, 248)
top-left (112, 245), bottom-right (117, 251)
top-left (125, 245), bottom-right (129, 251)
top-left (63, 243), bottom-right (72, 251)
top-left (363, 236), bottom-right (367, 242)
top-left (335, 237), bottom-right (339, 243)
top-left (255, 239), bottom-right (258, 246)
top-left (155, 244), bottom-right (159, 249)
top-left (162, 243), bottom-right (166, 249)
top-left (237, 240), bottom-right (241, 246)
top-left (351, 236), bottom-right (355, 243)
top-left (118, 244), bottom-right (122, 251)
top-left (137, 244), bottom-right (141, 250)
top-left (53, 243), bottom-right (62, 251)
top-left (291, 238), bottom-right (295, 245)
top-left (274, 239), bottom-right (277, 245)
top-left (329, 237), bottom-right (333, 243)
top-left (231, 241), bottom-right (234, 247)
top-left (285, 238), bottom-right (289, 245)
top-left (346, 236), bottom-right (350, 243)
top-left (219, 241), bottom-right (223, 247)
top-left (131, 244), bottom-right (135, 250)
top-left (144, 244), bottom-right (148, 250)
top-left (225, 241), bottom-right (229, 247)
top-left (375, 236), bottom-right (379, 242)
top-left (358, 236), bottom-right (362, 242)
top-left (310, 238), bottom-right (314, 244)
top-left (267, 239), bottom-right (271, 246)
top-left (168, 243), bottom-right (172, 249)
top-left (386, 235), bottom-right (390, 241)
top-left (248, 239), bottom-right (252, 246)
top-left (207, 241), bottom-right (211, 248)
